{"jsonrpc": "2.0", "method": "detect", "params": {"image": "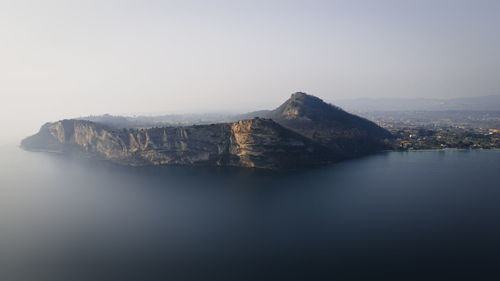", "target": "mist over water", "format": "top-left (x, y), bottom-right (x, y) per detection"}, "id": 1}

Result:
top-left (1, 146), bottom-right (500, 280)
